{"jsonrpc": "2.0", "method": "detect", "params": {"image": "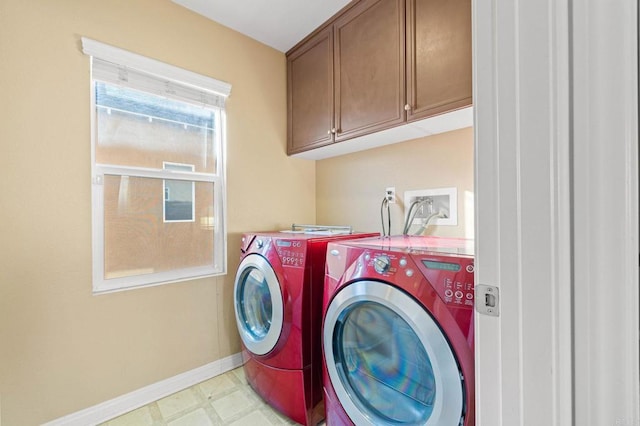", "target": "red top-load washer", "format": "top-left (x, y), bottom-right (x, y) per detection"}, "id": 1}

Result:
top-left (322, 235), bottom-right (475, 426)
top-left (233, 226), bottom-right (378, 425)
